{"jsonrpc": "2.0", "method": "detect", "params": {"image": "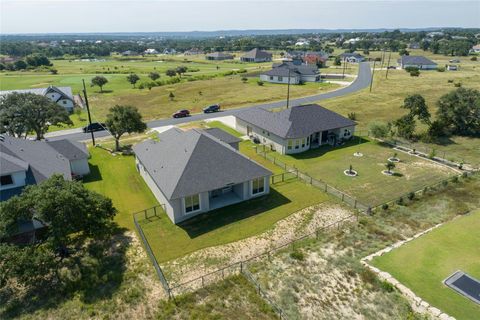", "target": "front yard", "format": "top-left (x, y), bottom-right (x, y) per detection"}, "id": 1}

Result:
top-left (259, 138), bottom-right (457, 207)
